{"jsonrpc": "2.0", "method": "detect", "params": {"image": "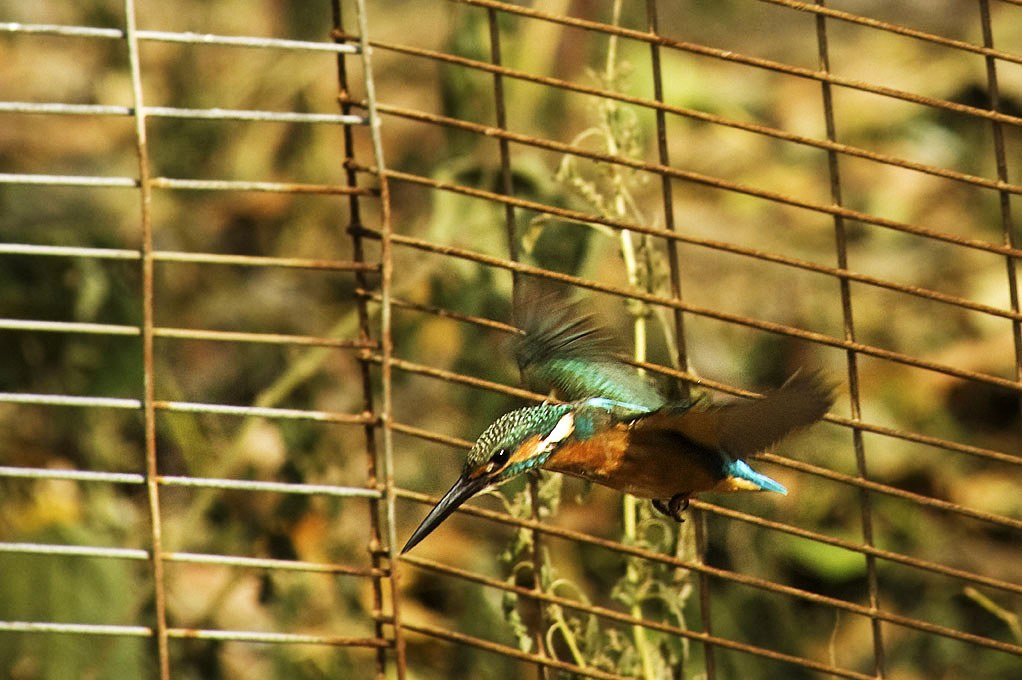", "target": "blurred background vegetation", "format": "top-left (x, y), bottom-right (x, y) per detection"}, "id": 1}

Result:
top-left (1, 1), bottom-right (1020, 679)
